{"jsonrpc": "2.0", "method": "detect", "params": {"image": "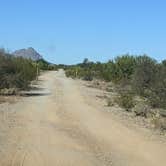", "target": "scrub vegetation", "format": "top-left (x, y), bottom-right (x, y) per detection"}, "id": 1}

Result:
top-left (0, 49), bottom-right (56, 94)
top-left (65, 55), bottom-right (166, 129)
